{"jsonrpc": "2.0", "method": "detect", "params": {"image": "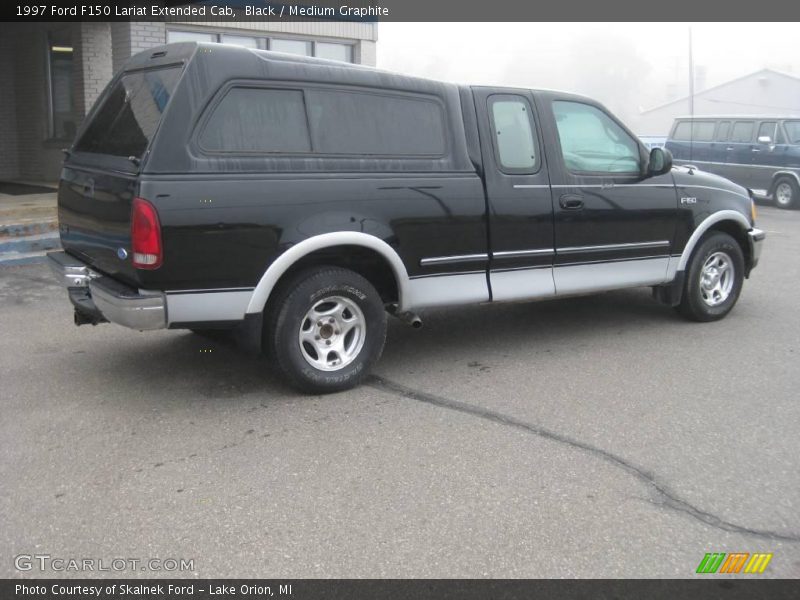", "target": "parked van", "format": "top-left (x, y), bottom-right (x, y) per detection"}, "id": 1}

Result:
top-left (48, 43), bottom-right (764, 393)
top-left (665, 116), bottom-right (800, 208)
